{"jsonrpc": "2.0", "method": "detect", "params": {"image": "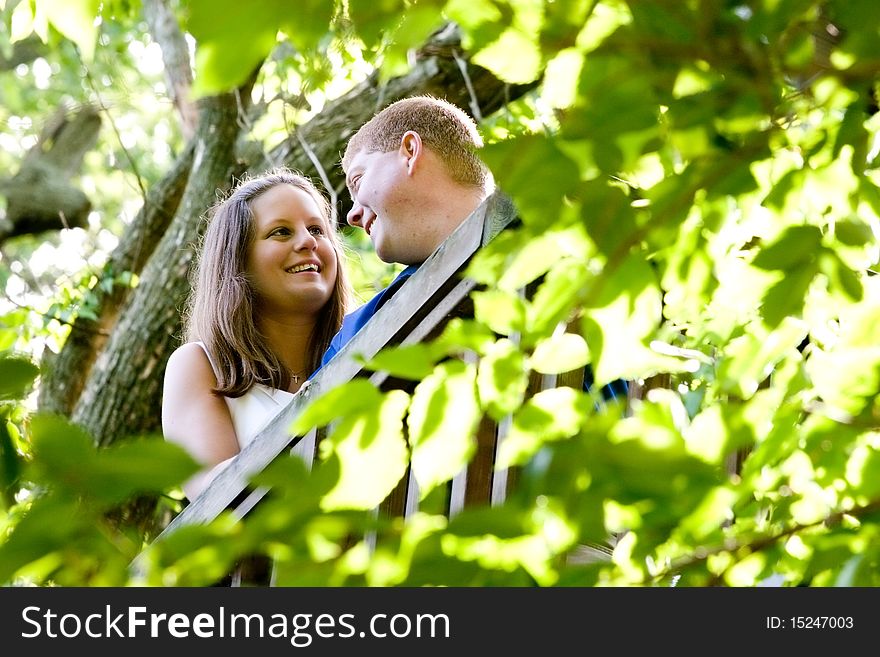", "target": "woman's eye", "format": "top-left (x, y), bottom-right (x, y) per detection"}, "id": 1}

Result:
top-left (309, 225), bottom-right (324, 236)
top-left (269, 227), bottom-right (290, 237)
